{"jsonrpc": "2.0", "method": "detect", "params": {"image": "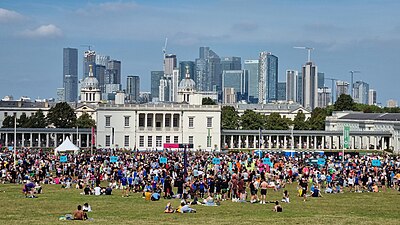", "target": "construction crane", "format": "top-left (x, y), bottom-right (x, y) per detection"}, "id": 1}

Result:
top-left (325, 77), bottom-right (338, 103)
top-left (80, 44), bottom-right (93, 51)
top-left (162, 37), bottom-right (168, 72)
top-left (293, 46), bottom-right (314, 62)
top-left (349, 70), bottom-right (361, 98)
